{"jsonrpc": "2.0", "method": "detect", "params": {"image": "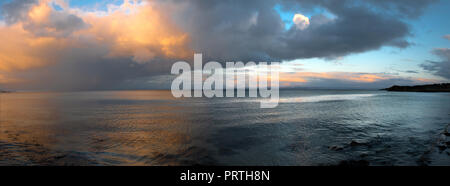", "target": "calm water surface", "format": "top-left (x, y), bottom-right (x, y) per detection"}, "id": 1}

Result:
top-left (0, 90), bottom-right (449, 165)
